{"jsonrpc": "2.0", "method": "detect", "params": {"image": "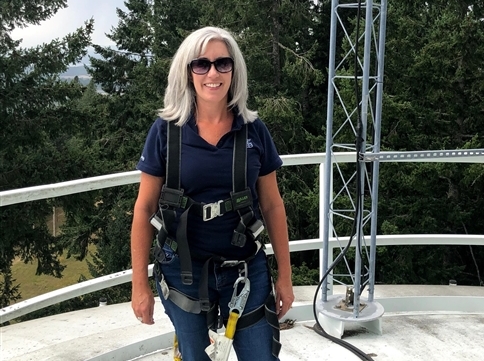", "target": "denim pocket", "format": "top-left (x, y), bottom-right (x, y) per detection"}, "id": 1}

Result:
top-left (160, 241), bottom-right (178, 265)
